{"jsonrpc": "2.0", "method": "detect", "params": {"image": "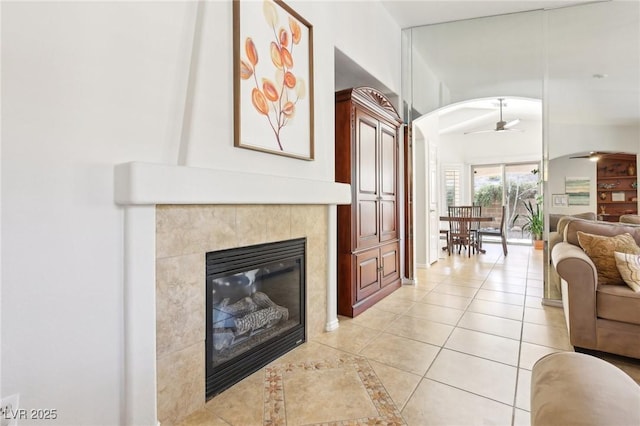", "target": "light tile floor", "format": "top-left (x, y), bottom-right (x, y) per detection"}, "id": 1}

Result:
top-left (179, 243), bottom-right (640, 426)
